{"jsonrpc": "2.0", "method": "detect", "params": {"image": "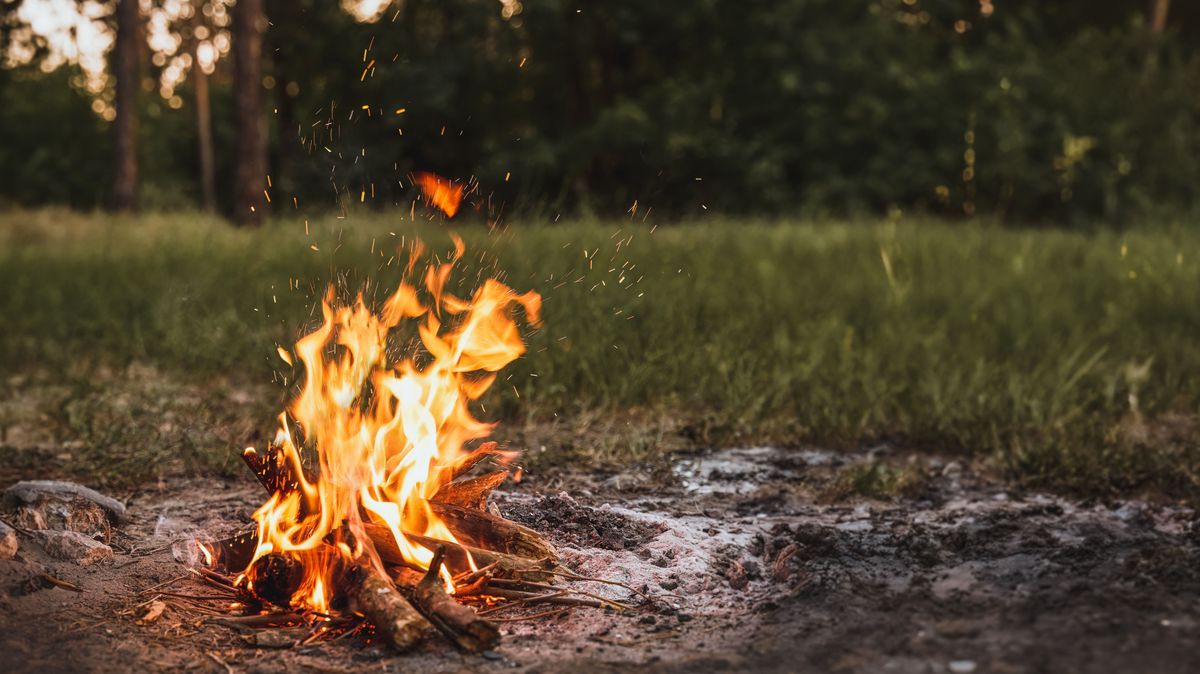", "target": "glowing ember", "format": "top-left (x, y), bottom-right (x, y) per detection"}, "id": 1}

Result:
top-left (414, 172), bottom-right (464, 218)
top-left (242, 236), bottom-right (540, 610)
